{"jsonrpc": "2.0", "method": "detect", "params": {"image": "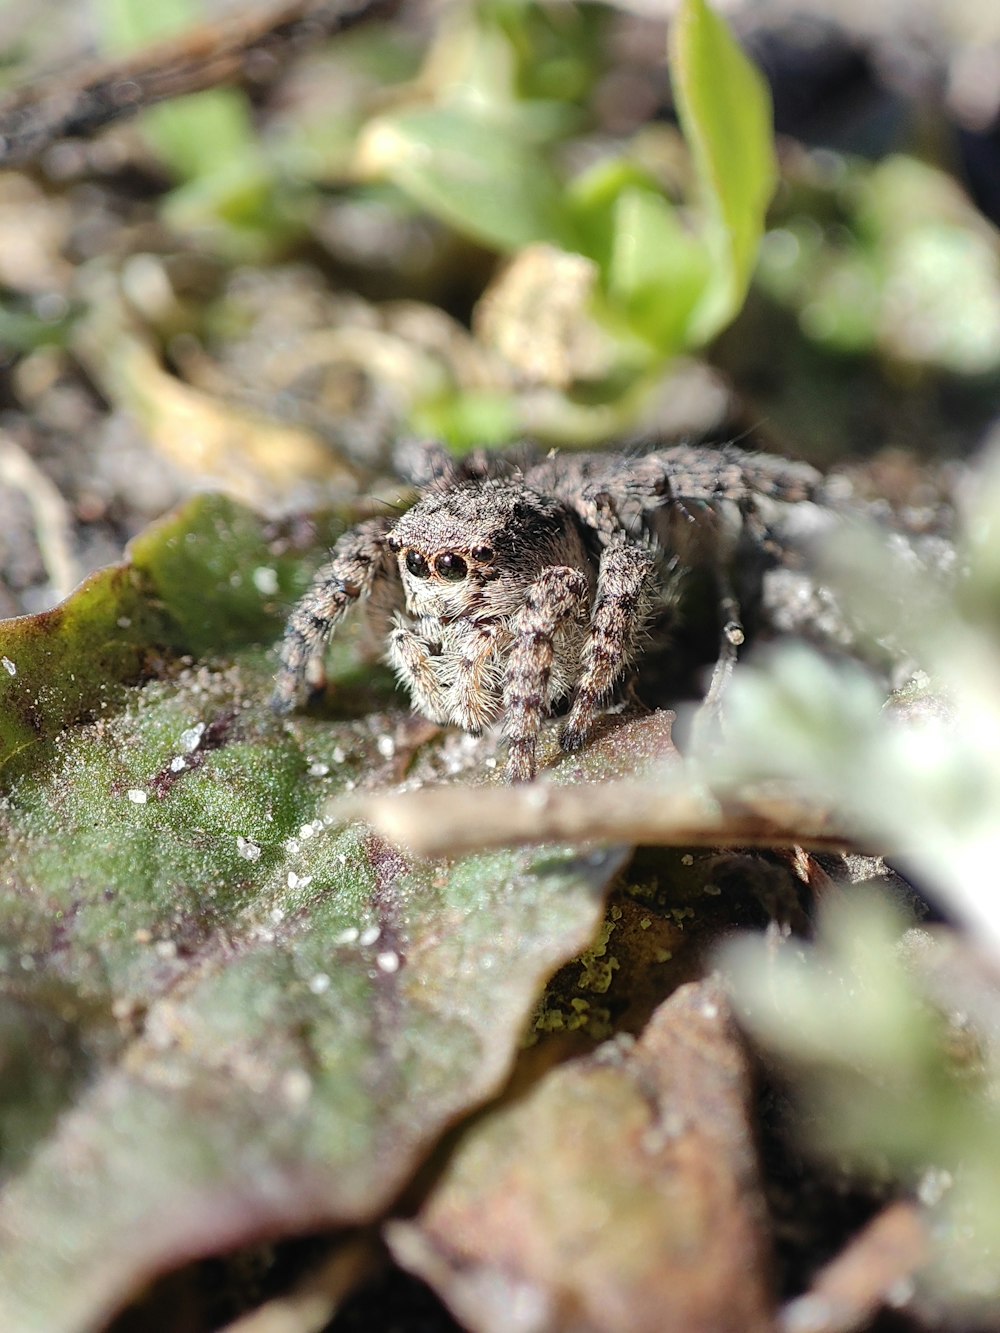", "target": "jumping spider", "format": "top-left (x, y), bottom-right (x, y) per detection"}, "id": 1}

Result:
top-left (271, 440), bottom-right (823, 781)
